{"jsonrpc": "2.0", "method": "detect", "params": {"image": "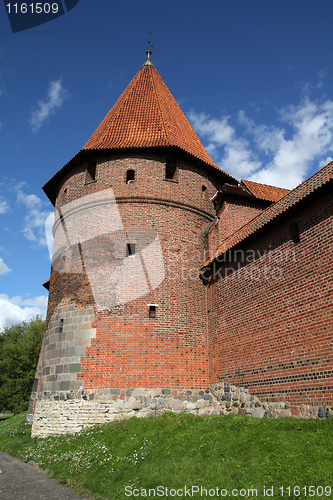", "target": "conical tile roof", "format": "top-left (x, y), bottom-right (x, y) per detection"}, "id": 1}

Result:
top-left (43, 53), bottom-right (236, 204)
top-left (82, 53), bottom-right (231, 178)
